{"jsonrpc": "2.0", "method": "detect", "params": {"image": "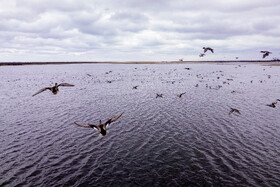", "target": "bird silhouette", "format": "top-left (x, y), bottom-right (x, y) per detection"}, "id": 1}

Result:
top-left (156, 94), bottom-right (163, 98)
top-left (267, 101), bottom-right (278, 108)
top-left (178, 92), bottom-right (186, 98)
top-left (199, 53), bottom-right (205, 57)
top-left (203, 47), bottom-right (214, 53)
top-left (133, 86), bottom-right (139, 89)
top-left (32, 83), bottom-right (74, 96)
top-left (229, 108), bottom-right (241, 115)
top-left (260, 51), bottom-right (271, 58)
top-left (74, 113), bottom-right (124, 136)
